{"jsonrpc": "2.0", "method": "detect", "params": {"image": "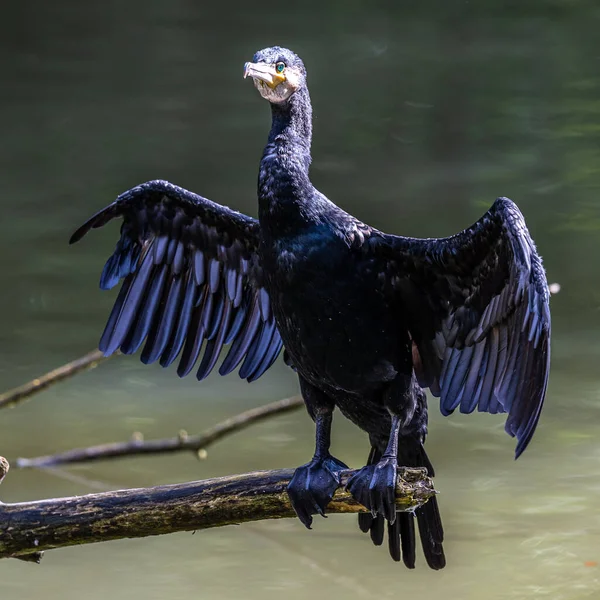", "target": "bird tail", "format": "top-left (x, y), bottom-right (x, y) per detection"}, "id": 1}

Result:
top-left (357, 444), bottom-right (445, 569)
